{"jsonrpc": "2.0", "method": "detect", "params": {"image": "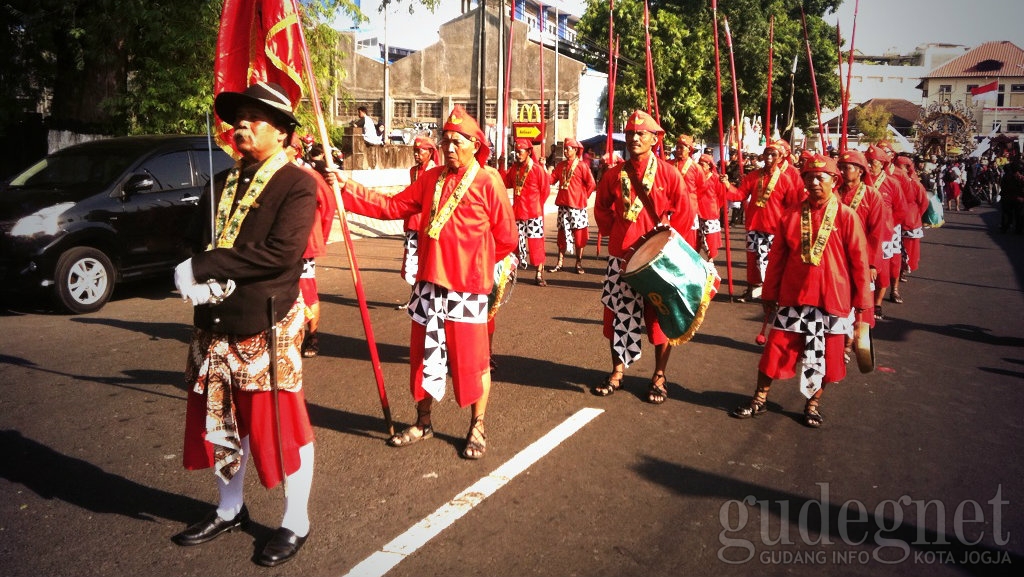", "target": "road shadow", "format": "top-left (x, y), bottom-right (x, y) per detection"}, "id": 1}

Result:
top-left (634, 457), bottom-right (1022, 576)
top-left (0, 429), bottom-right (272, 535)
